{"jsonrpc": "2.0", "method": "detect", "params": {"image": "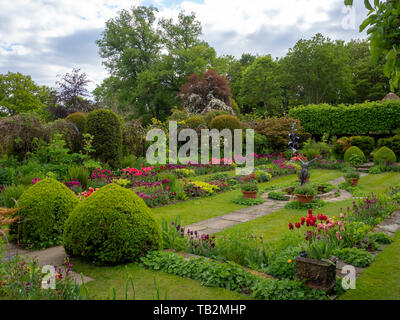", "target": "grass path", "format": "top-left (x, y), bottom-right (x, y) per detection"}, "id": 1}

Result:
top-left (72, 260), bottom-right (251, 300)
top-left (339, 230), bottom-right (400, 300)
